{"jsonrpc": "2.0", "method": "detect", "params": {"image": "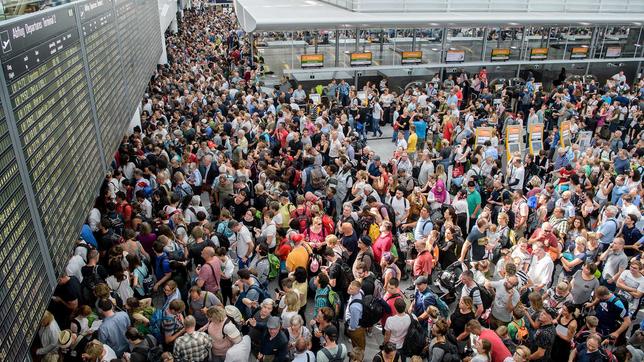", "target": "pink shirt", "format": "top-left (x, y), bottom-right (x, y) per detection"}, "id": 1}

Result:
top-left (198, 258), bottom-right (222, 293)
top-left (480, 329), bottom-right (512, 362)
top-left (372, 233), bottom-right (393, 263)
